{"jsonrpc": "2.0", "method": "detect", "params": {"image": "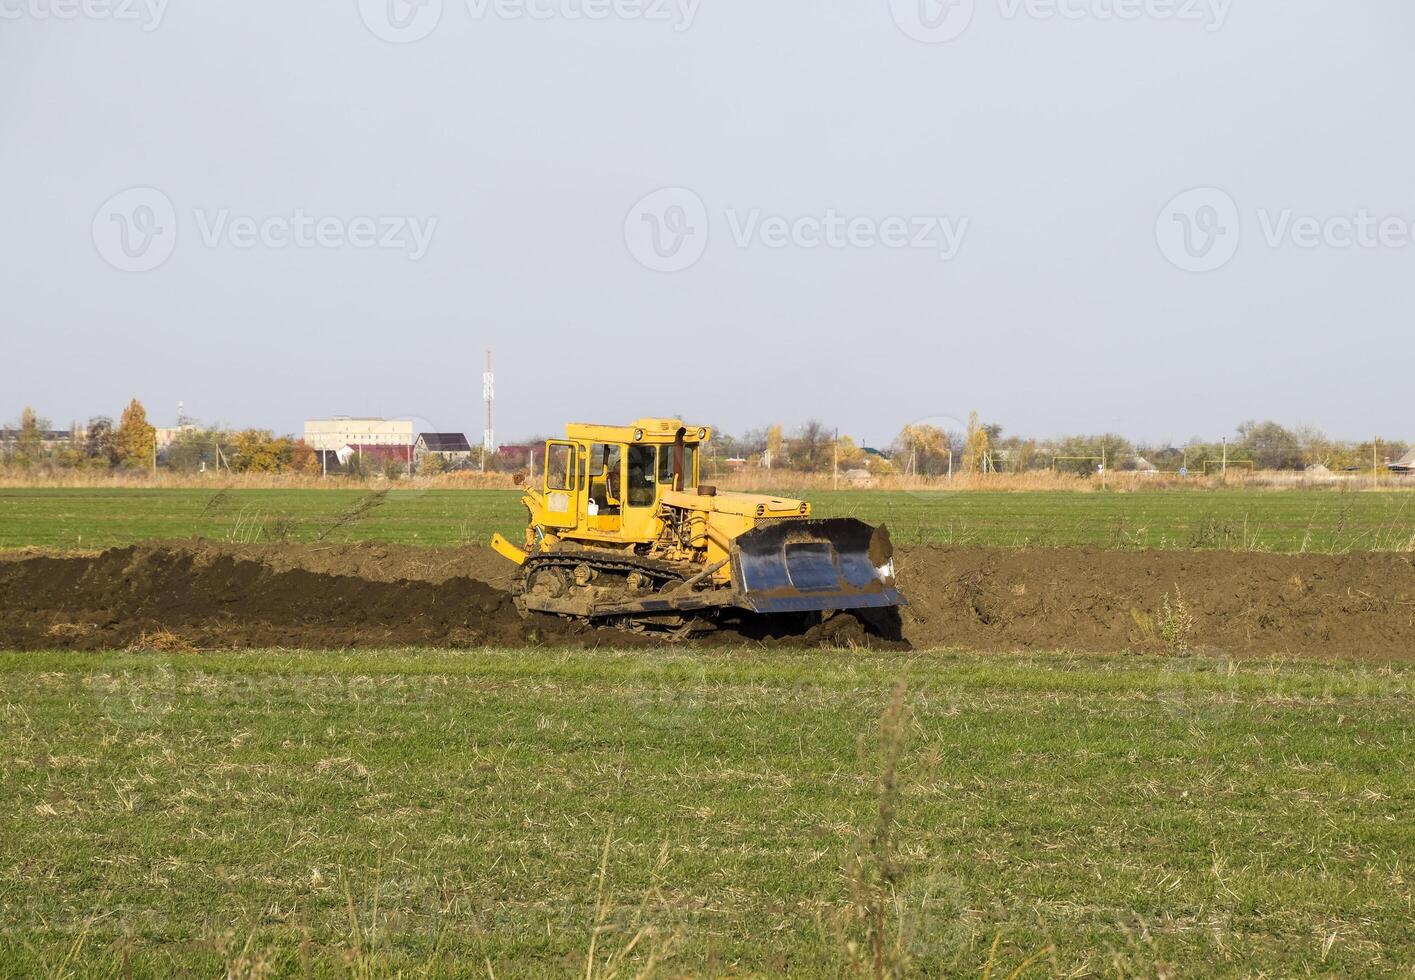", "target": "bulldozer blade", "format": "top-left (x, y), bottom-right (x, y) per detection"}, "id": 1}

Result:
top-left (730, 518), bottom-right (905, 615)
